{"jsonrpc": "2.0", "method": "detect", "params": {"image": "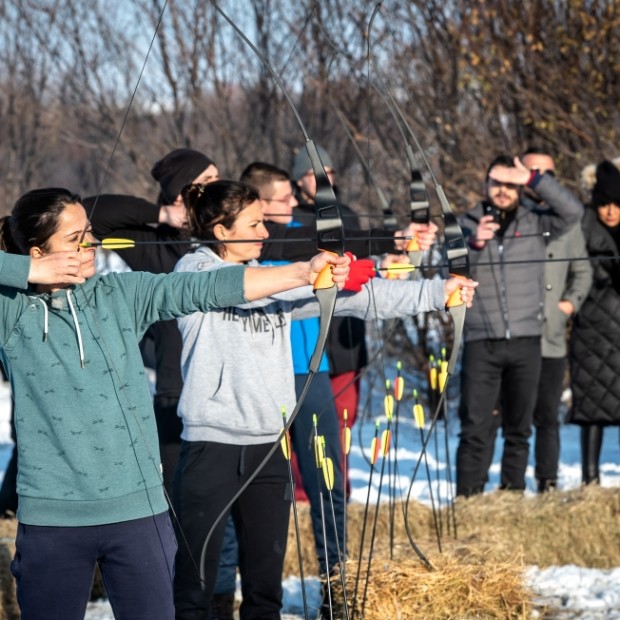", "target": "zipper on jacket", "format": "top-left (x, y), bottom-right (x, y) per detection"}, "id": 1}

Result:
top-left (498, 241), bottom-right (511, 339)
